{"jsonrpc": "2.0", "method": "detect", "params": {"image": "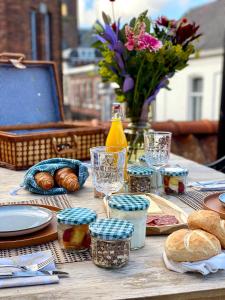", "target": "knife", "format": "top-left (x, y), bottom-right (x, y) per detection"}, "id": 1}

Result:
top-left (0, 270), bottom-right (69, 278)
